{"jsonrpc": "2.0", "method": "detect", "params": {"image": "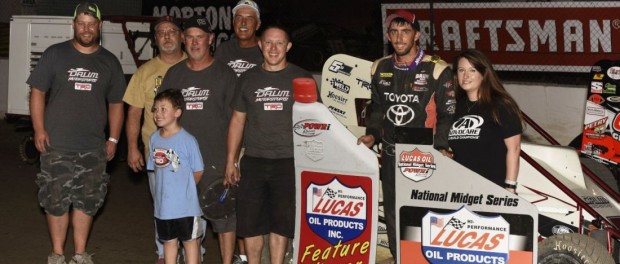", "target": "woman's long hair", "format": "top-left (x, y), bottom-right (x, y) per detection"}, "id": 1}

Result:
top-left (452, 49), bottom-right (523, 125)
